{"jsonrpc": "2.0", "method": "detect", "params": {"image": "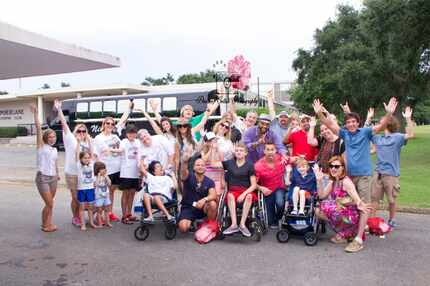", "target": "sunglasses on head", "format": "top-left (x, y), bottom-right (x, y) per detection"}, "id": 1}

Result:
top-left (177, 124), bottom-right (190, 128)
top-left (77, 129), bottom-right (87, 134)
top-left (329, 164), bottom-right (342, 169)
